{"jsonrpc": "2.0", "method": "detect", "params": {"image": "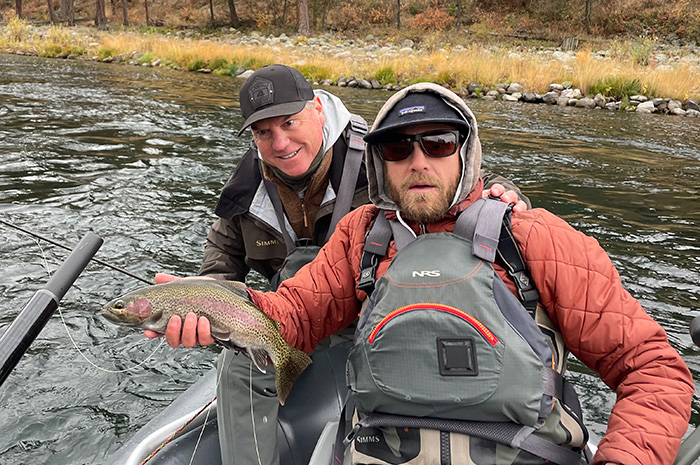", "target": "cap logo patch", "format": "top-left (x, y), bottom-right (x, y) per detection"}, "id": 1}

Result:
top-left (399, 105), bottom-right (425, 116)
top-left (249, 77), bottom-right (274, 110)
